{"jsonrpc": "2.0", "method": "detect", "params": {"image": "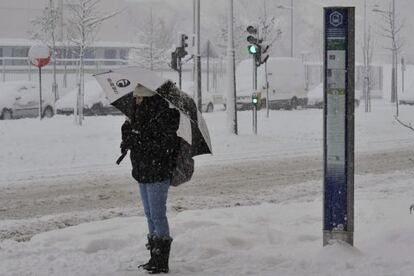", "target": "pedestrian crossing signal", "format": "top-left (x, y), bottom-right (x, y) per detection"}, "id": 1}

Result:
top-left (252, 93), bottom-right (258, 105)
